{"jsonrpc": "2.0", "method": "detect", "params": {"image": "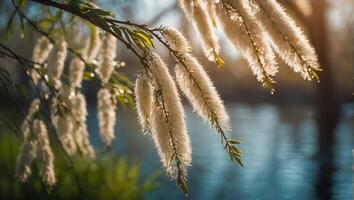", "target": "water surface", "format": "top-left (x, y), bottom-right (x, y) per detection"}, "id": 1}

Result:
top-left (87, 103), bottom-right (353, 200)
